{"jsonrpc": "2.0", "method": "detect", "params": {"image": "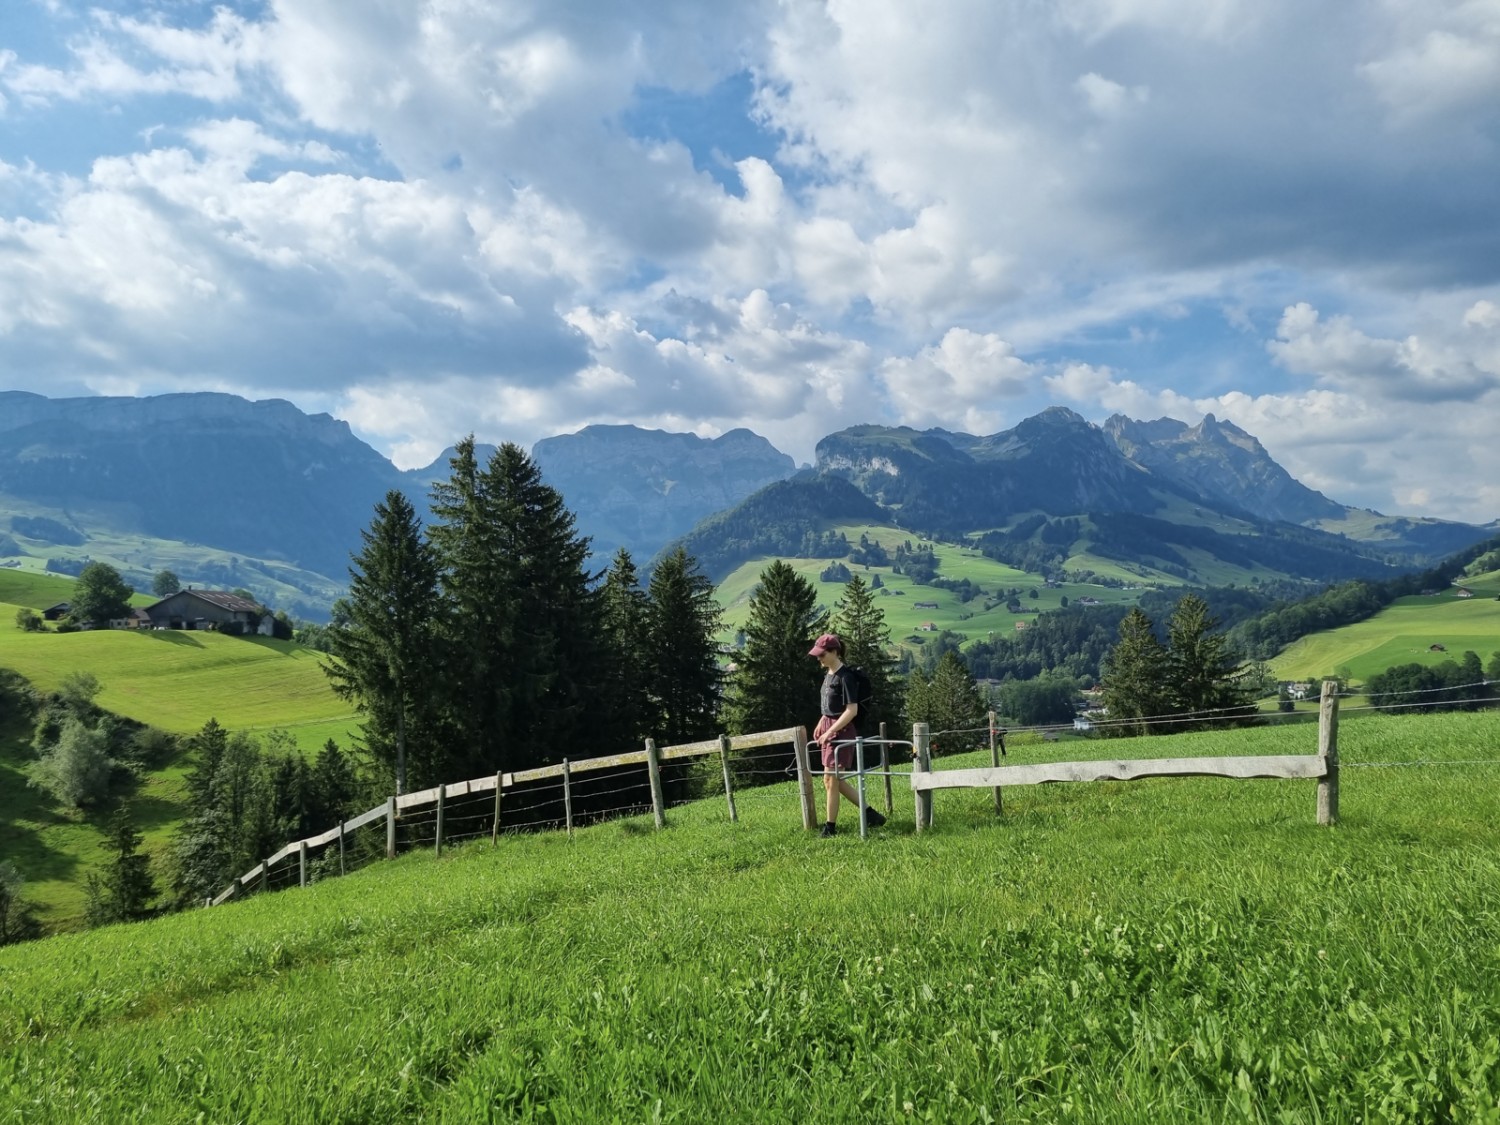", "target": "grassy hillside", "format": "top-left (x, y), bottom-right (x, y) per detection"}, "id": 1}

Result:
top-left (716, 524), bottom-right (1143, 650)
top-left (2, 711), bottom-right (1498, 1122)
top-left (1271, 578), bottom-right (1500, 682)
top-left (0, 570), bottom-right (357, 930)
